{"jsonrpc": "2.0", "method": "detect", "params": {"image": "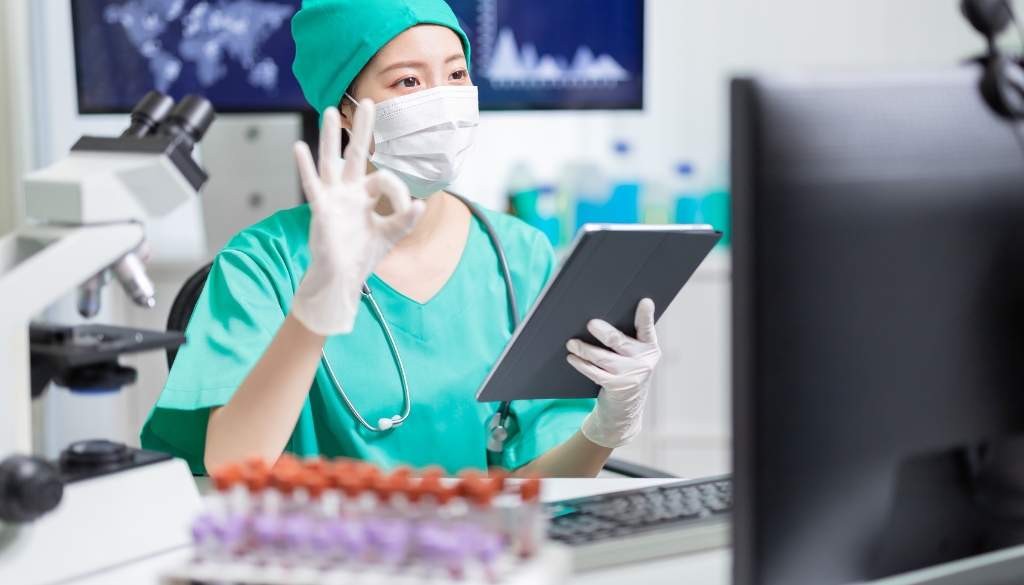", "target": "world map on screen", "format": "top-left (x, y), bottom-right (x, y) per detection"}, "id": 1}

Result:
top-left (103, 0), bottom-right (295, 95)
